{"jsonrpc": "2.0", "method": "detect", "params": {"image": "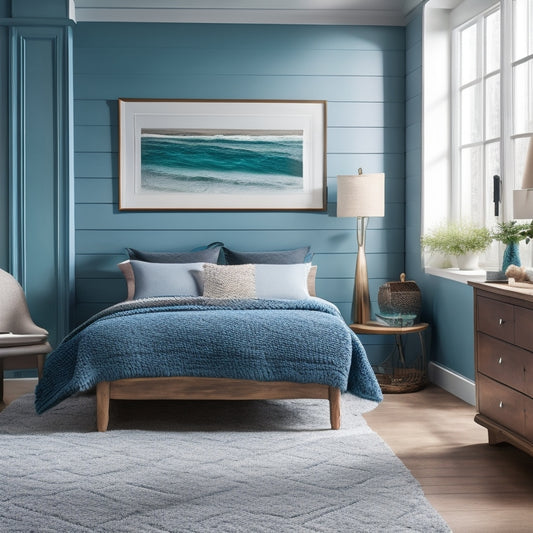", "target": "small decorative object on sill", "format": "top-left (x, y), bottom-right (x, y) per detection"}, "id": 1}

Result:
top-left (486, 270), bottom-right (507, 282)
top-left (455, 252), bottom-right (480, 270)
top-left (505, 265), bottom-right (531, 288)
top-left (491, 220), bottom-right (531, 273)
top-left (502, 242), bottom-right (521, 272)
top-left (377, 273), bottom-right (421, 324)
